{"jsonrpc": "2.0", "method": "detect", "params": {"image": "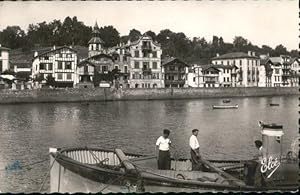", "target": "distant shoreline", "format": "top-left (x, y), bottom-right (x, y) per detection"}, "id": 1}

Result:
top-left (0, 87), bottom-right (298, 104)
